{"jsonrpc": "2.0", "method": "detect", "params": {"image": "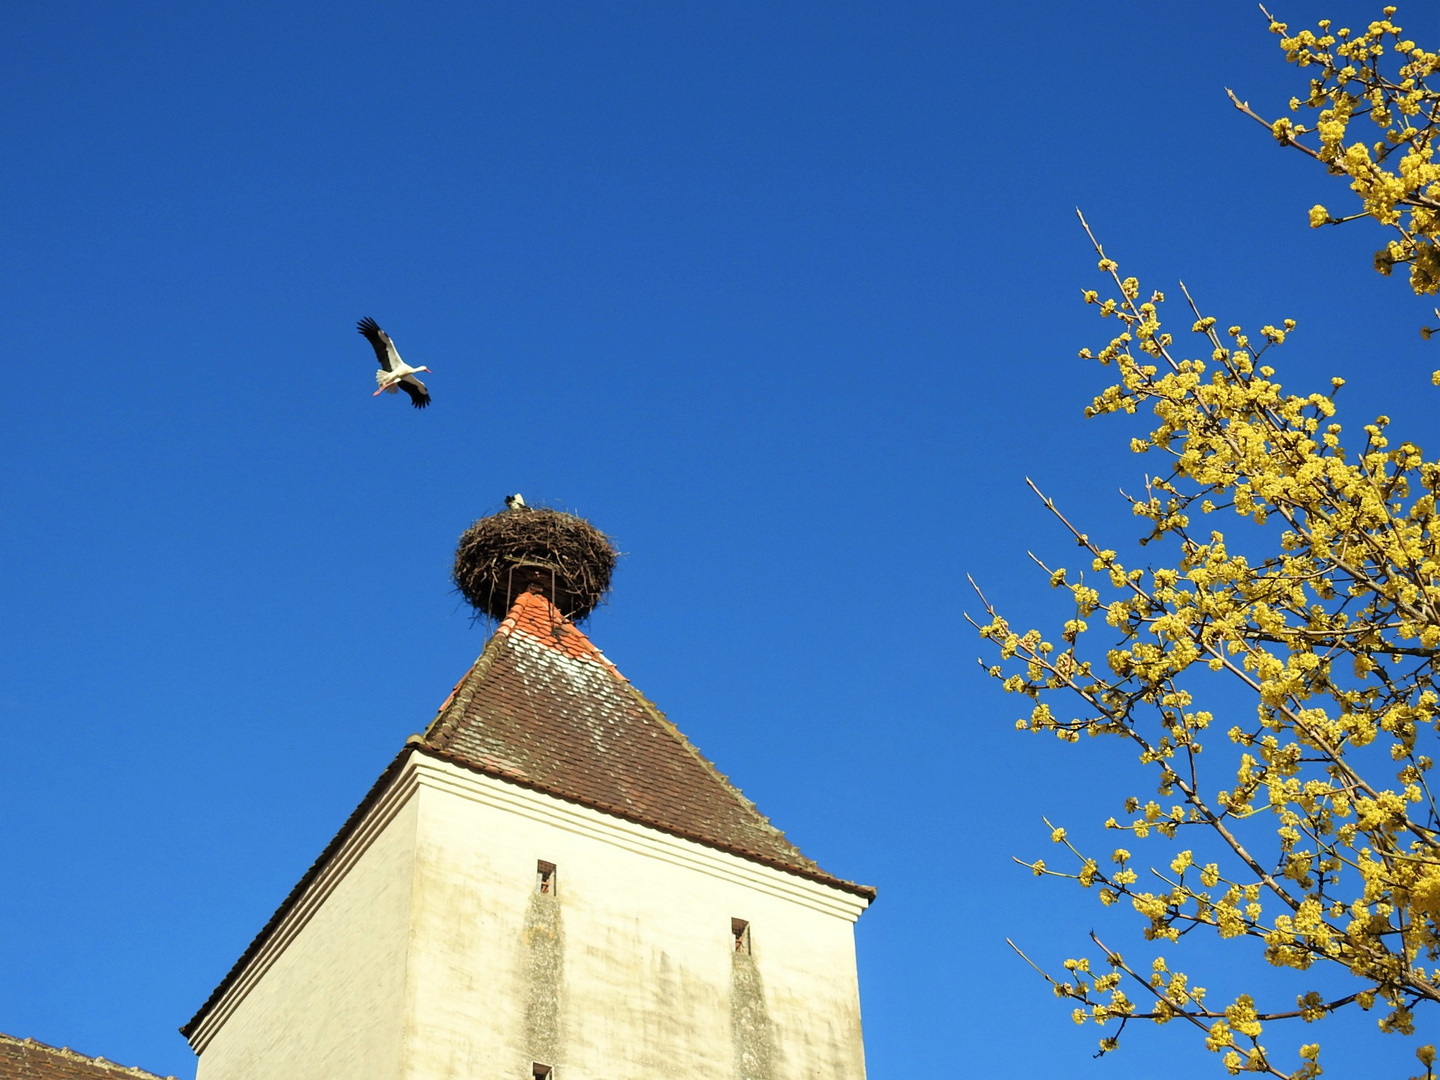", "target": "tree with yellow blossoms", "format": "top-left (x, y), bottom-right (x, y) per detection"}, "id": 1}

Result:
top-left (977, 7), bottom-right (1440, 1077)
